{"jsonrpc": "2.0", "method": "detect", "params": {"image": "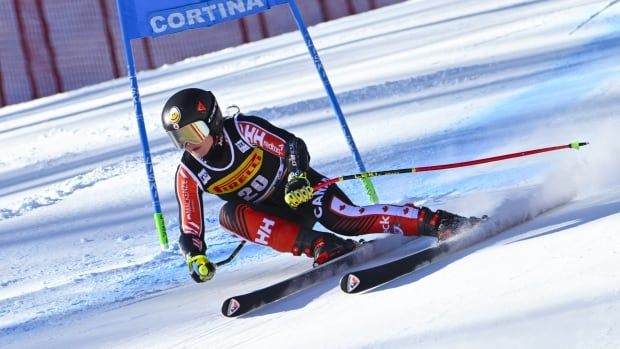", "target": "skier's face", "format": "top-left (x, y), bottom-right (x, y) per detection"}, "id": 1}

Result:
top-left (185, 135), bottom-right (214, 157)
